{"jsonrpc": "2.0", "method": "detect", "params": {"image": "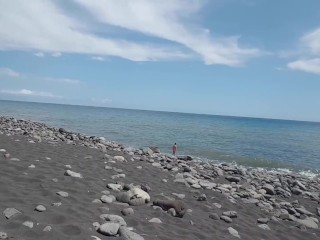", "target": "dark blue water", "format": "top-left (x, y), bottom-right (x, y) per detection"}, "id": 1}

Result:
top-left (1, 100), bottom-right (320, 174)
